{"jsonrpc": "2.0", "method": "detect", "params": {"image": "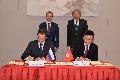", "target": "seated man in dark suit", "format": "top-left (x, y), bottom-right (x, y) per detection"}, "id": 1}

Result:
top-left (77, 30), bottom-right (98, 61)
top-left (39, 11), bottom-right (59, 52)
top-left (21, 29), bottom-right (55, 61)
